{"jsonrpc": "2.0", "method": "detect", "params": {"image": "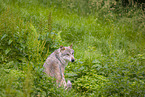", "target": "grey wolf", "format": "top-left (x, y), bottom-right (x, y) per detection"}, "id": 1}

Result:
top-left (43, 44), bottom-right (75, 89)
